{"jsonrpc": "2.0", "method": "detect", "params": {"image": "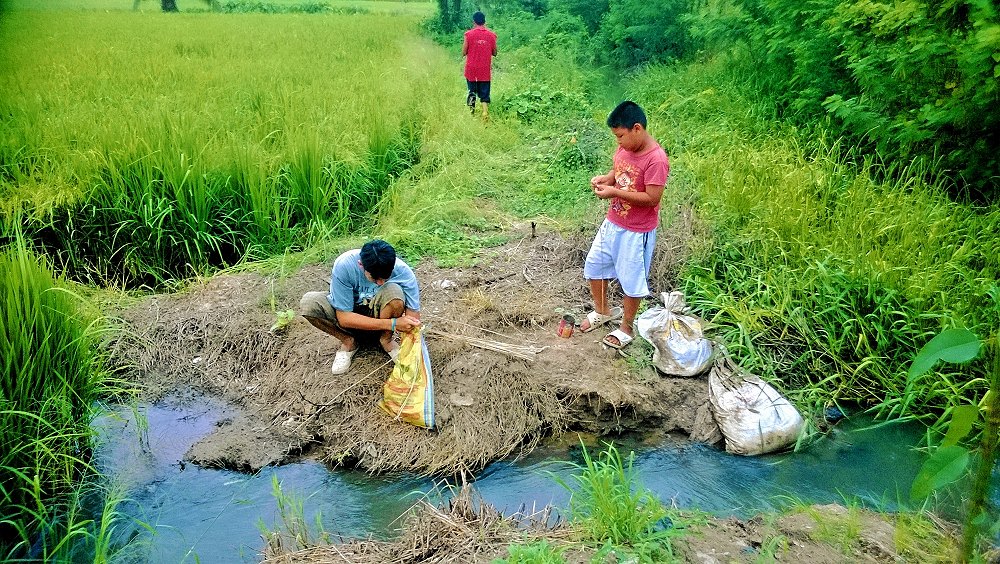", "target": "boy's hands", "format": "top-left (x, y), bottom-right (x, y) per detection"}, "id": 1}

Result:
top-left (394, 315), bottom-right (421, 333)
top-left (591, 176), bottom-right (616, 199)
